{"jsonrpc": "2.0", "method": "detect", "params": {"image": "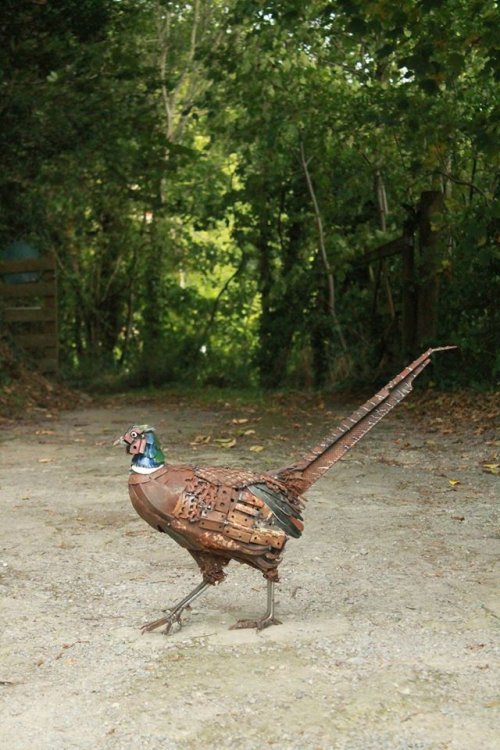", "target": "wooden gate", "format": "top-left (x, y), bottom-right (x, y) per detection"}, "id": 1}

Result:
top-left (361, 190), bottom-right (445, 358)
top-left (0, 254), bottom-right (58, 373)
